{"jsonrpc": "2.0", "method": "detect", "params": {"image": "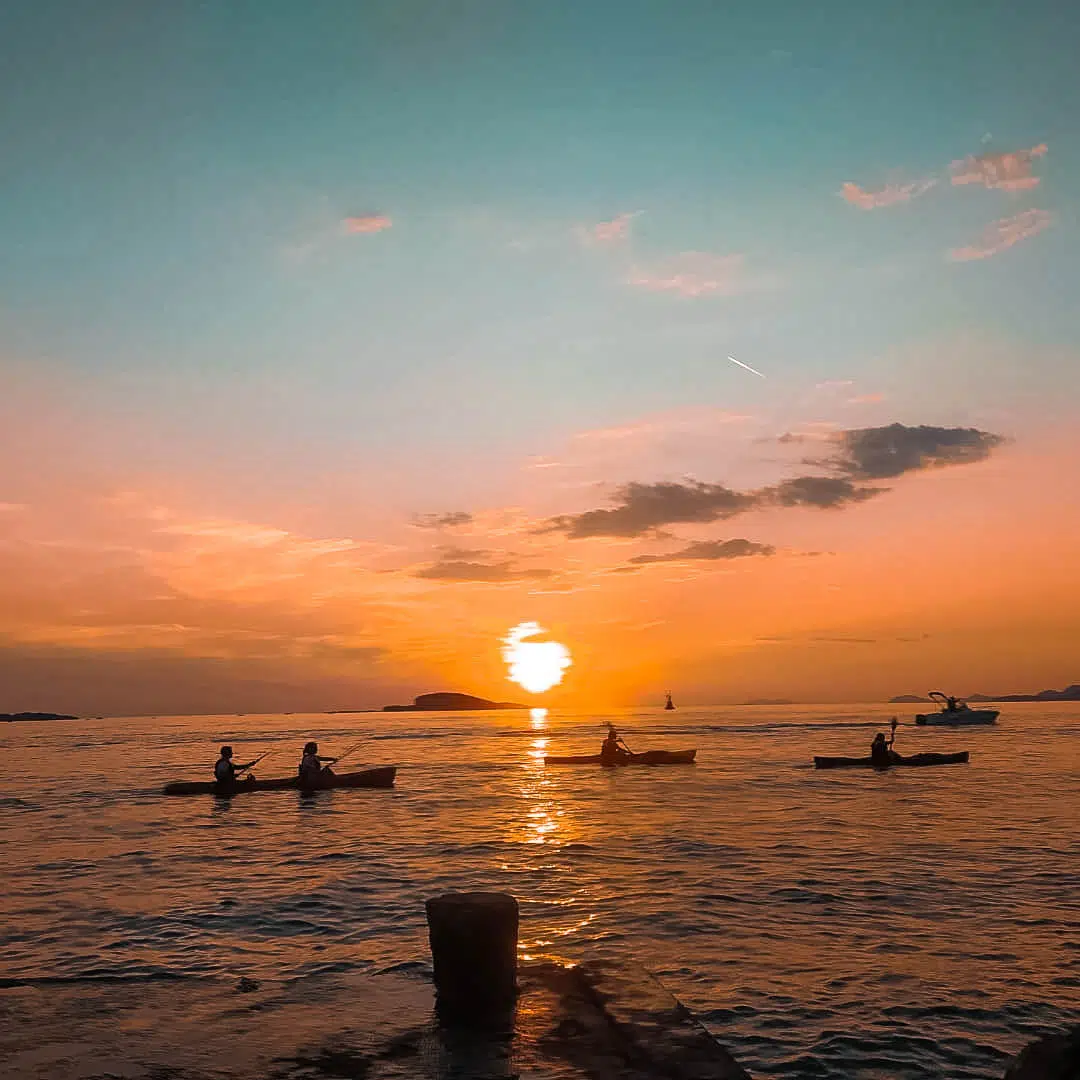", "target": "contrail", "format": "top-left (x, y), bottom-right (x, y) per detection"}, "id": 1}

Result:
top-left (727, 355), bottom-right (766, 378)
